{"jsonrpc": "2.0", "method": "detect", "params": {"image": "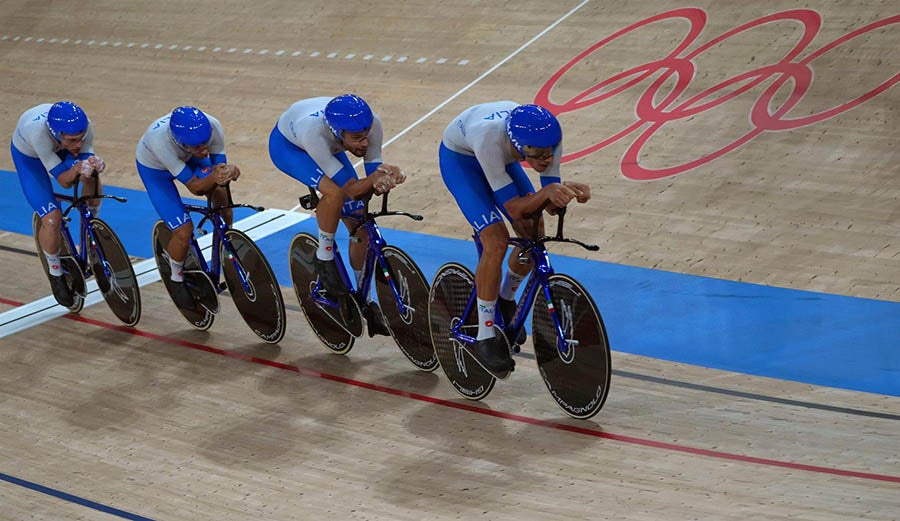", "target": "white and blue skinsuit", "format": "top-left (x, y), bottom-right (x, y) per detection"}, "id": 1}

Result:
top-left (268, 96), bottom-right (384, 215)
top-left (11, 104), bottom-right (97, 217)
top-left (135, 113), bottom-right (227, 230)
top-left (439, 100), bottom-right (562, 233)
